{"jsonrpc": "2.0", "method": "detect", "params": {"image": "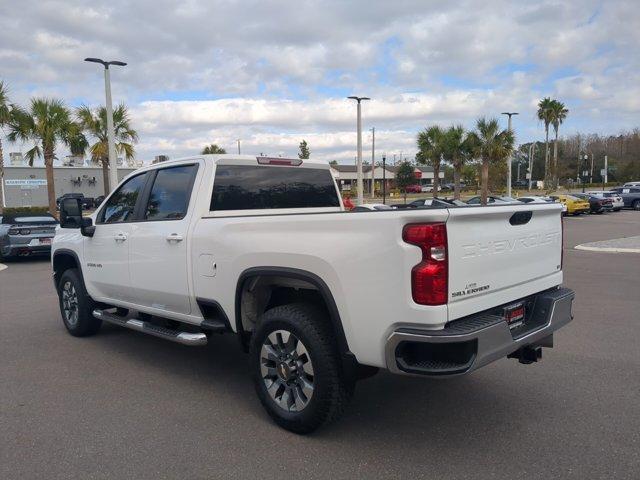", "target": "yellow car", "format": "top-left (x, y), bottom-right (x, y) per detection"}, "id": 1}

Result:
top-left (549, 194), bottom-right (590, 215)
